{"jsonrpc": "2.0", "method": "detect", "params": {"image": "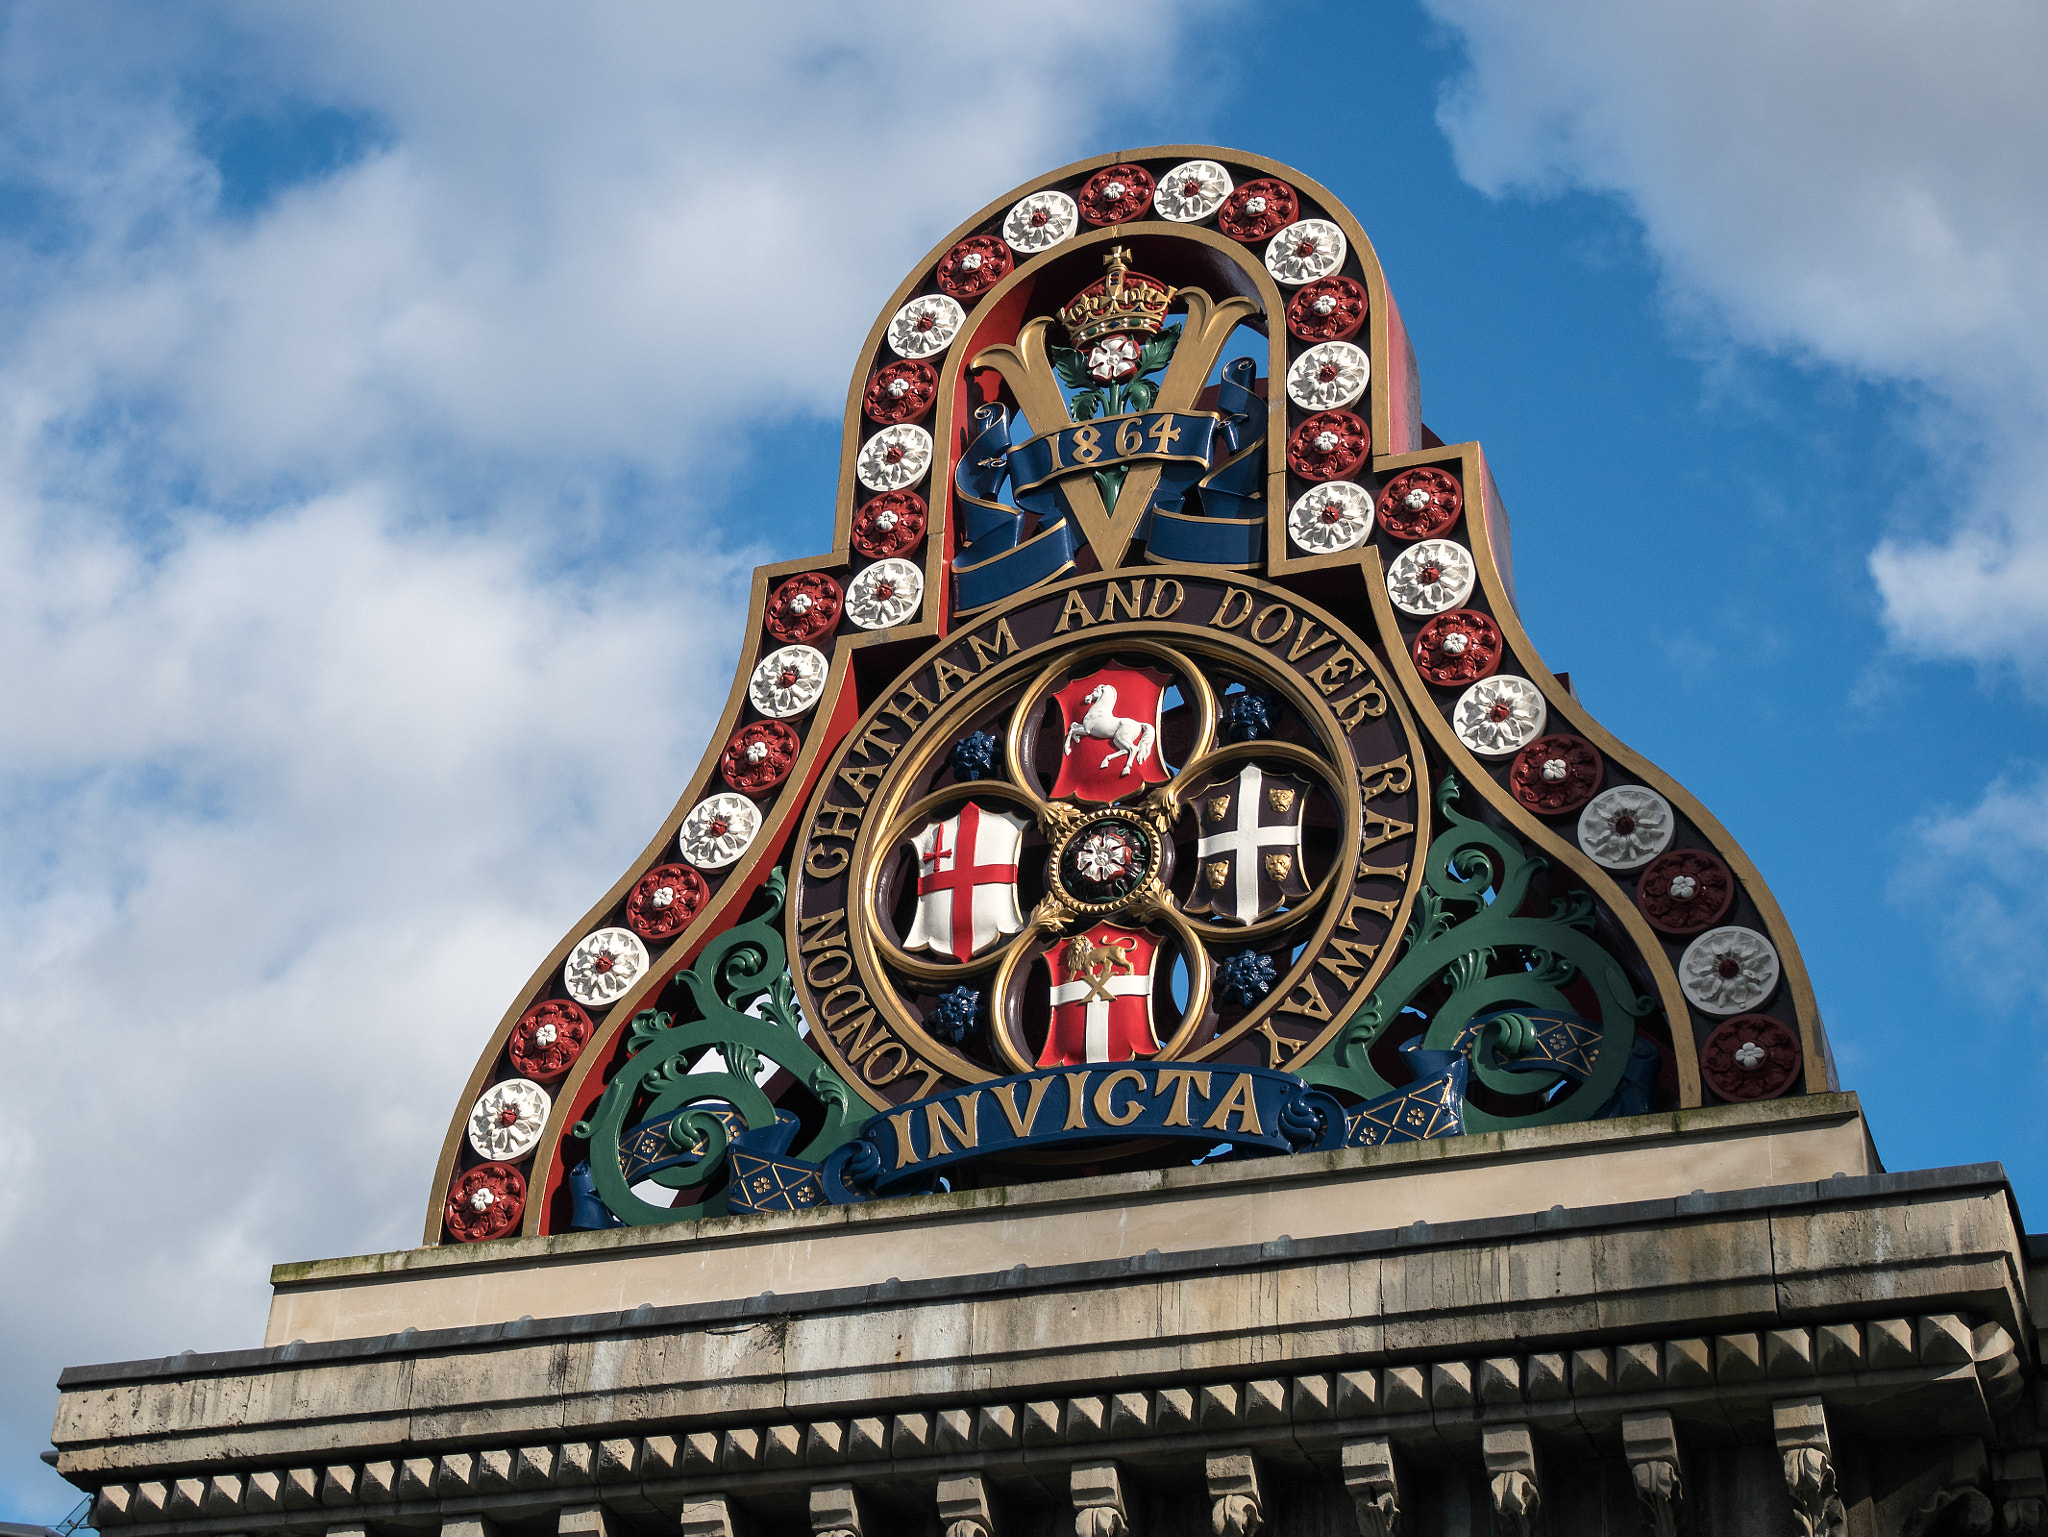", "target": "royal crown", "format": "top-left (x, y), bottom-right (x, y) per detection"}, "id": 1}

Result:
top-left (1057, 246), bottom-right (1177, 348)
